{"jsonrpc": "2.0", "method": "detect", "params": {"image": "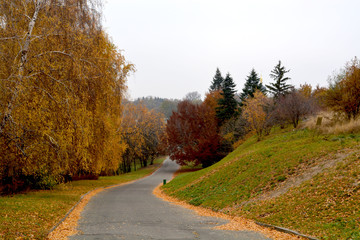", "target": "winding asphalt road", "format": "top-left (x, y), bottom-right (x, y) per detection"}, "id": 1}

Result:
top-left (70, 158), bottom-right (270, 240)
